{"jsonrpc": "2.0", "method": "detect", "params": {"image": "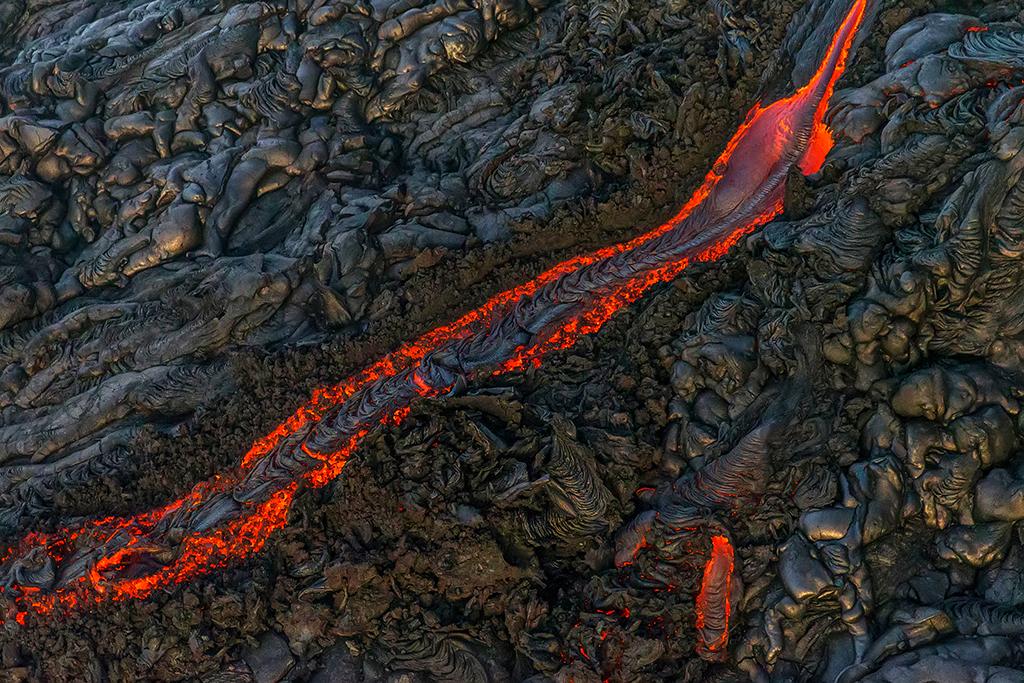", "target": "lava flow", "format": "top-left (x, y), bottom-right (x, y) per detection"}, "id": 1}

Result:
top-left (0, 0), bottom-right (868, 637)
top-left (695, 535), bottom-right (736, 660)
